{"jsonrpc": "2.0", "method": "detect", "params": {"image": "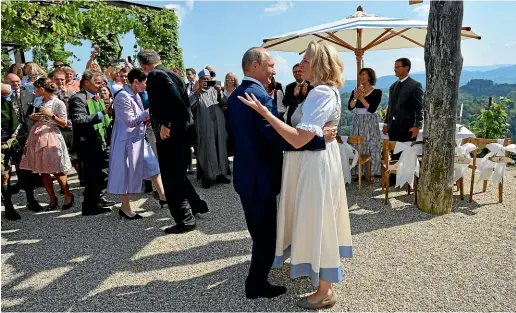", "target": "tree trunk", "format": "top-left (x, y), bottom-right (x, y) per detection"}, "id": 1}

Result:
top-left (418, 0), bottom-right (464, 215)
